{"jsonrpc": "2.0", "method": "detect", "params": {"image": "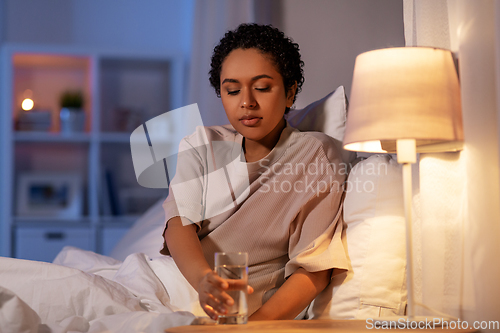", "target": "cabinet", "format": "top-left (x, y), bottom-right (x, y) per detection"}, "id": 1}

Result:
top-left (0, 44), bottom-right (184, 261)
